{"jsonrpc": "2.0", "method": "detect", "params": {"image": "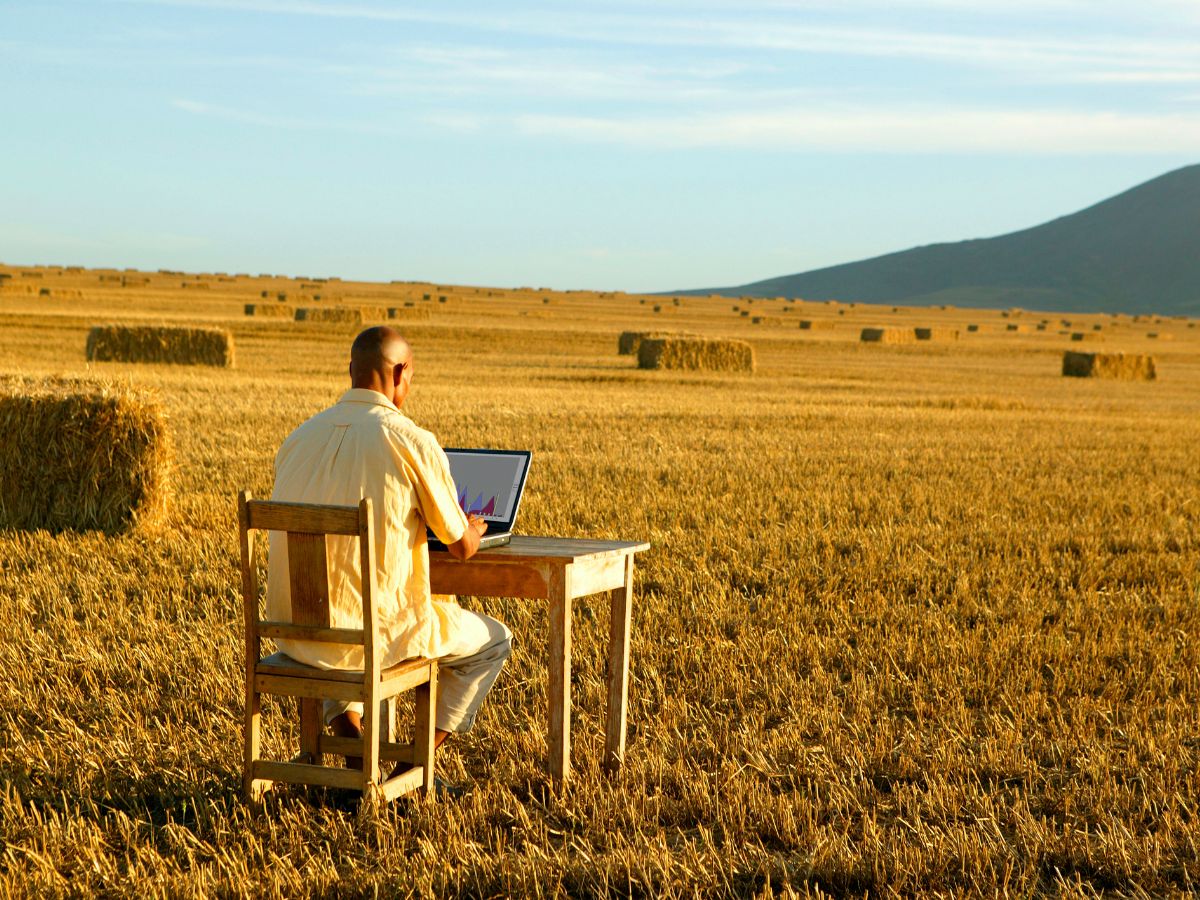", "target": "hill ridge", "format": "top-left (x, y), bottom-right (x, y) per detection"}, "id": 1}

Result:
top-left (679, 164), bottom-right (1200, 316)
